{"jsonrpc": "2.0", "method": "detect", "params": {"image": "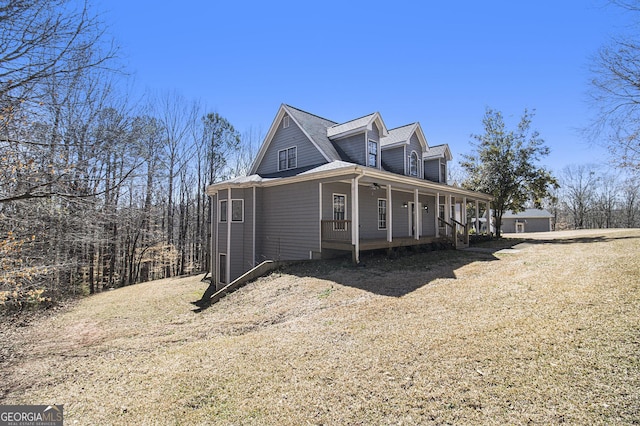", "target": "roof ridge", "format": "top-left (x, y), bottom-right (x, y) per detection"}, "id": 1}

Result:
top-left (386, 122), bottom-right (417, 132)
top-left (284, 104), bottom-right (337, 125)
top-left (329, 111), bottom-right (377, 128)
